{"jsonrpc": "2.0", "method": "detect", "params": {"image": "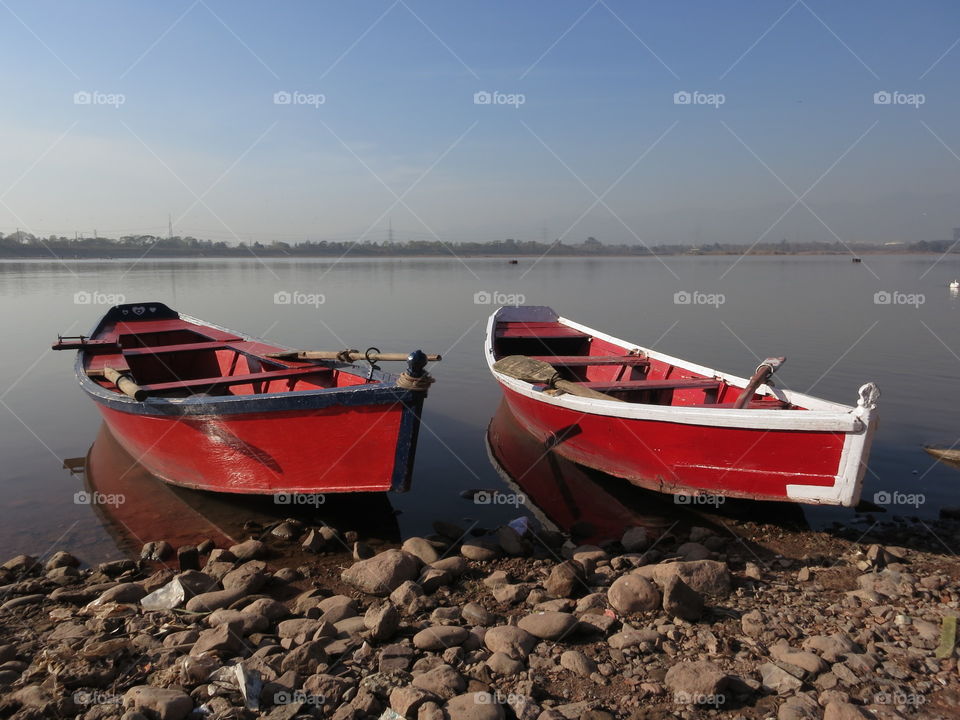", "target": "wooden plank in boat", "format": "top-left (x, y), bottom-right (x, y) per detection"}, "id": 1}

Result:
top-left (140, 365), bottom-right (334, 393)
top-left (578, 378), bottom-right (720, 392)
top-left (122, 340), bottom-right (245, 356)
top-left (529, 355), bottom-right (650, 367)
